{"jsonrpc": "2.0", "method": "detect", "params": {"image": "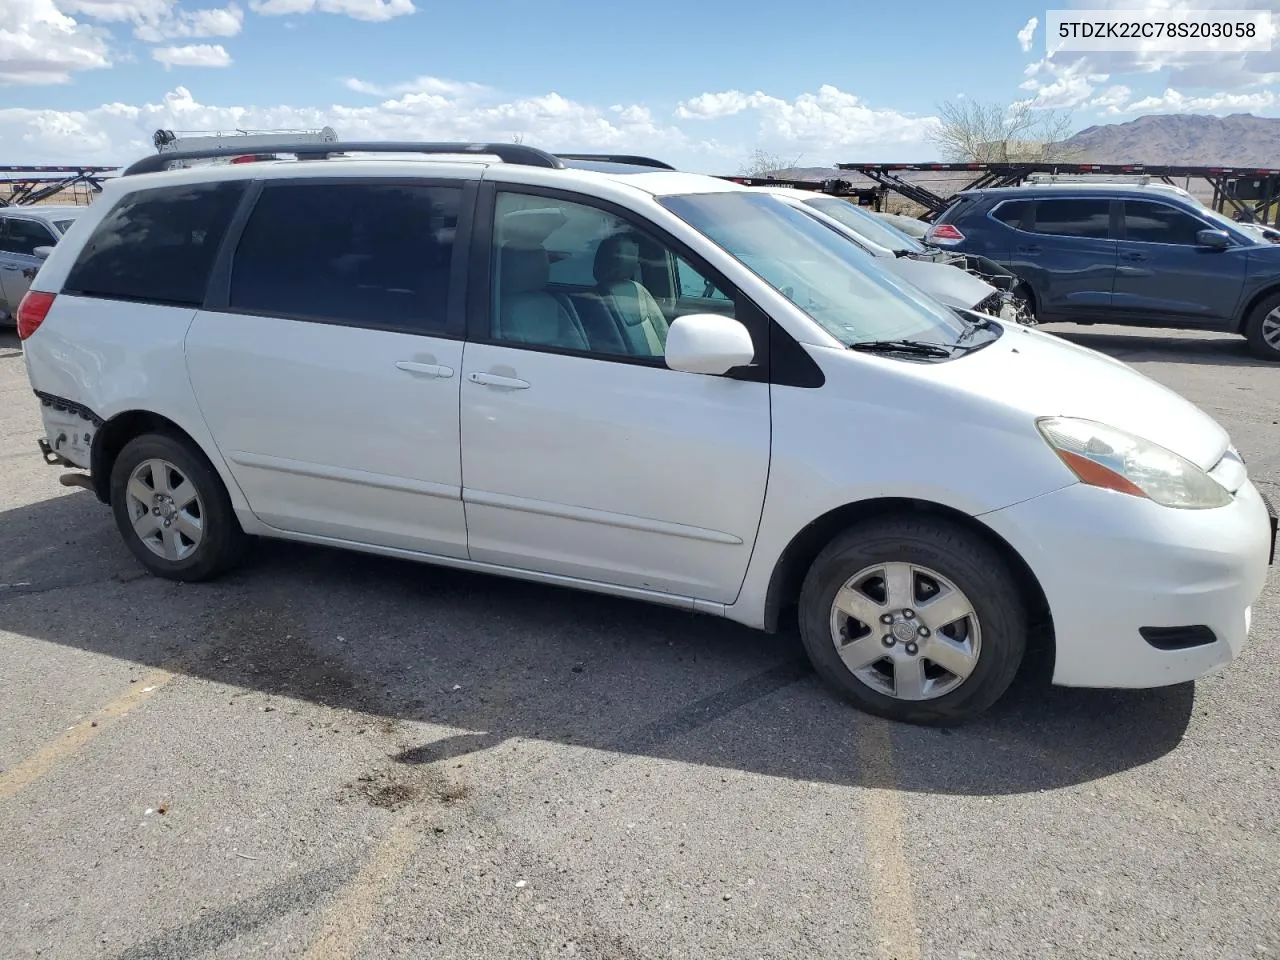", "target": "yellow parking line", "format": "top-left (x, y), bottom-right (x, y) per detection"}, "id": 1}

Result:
top-left (856, 720), bottom-right (922, 960)
top-left (0, 666), bottom-right (176, 802)
top-left (300, 813), bottom-right (426, 960)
